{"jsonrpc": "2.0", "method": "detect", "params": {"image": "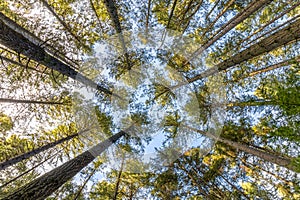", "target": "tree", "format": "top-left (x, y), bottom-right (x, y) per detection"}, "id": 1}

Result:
top-left (186, 18), bottom-right (300, 84)
top-left (0, 13), bottom-right (112, 96)
top-left (0, 98), bottom-right (68, 105)
top-left (2, 130), bottom-right (126, 200)
top-left (0, 129), bottom-right (88, 170)
top-left (183, 125), bottom-right (299, 172)
top-left (188, 0), bottom-right (273, 60)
